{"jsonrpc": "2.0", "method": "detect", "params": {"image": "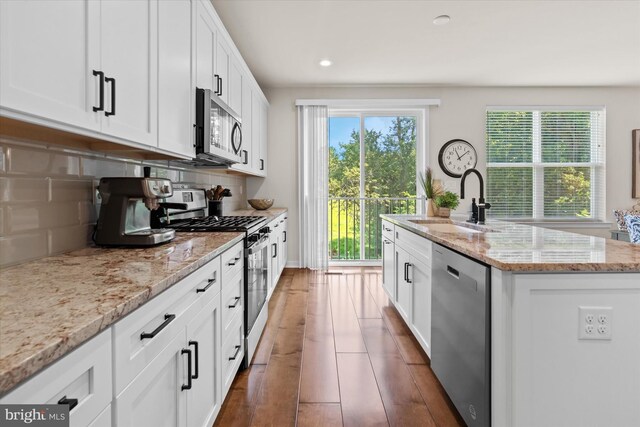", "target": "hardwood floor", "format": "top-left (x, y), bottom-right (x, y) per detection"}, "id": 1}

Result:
top-left (214, 268), bottom-right (465, 427)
